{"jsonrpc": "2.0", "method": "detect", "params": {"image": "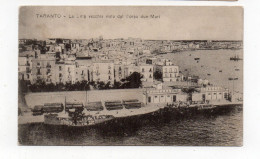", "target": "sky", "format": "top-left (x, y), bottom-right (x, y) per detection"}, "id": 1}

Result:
top-left (19, 6), bottom-right (243, 40)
